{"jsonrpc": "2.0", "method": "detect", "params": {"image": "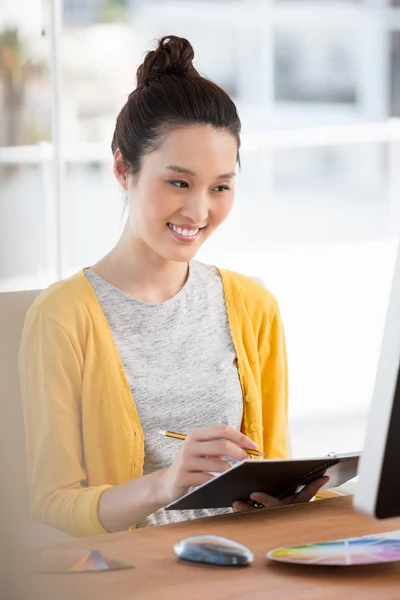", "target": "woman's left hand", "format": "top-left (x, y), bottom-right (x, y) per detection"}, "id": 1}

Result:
top-left (232, 475), bottom-right (329, 512)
